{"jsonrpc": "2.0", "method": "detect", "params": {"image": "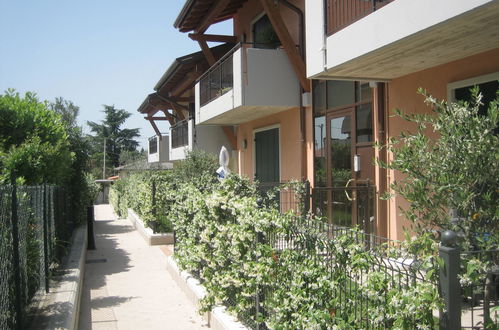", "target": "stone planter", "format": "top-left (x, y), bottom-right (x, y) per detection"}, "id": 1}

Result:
top-left (127, 208), bottom-right (173, 245)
